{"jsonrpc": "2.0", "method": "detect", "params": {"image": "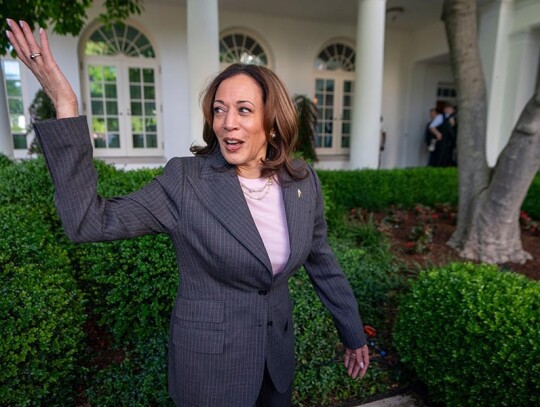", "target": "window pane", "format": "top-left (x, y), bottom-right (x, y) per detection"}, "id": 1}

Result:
top-left (6, 80), bottom-right (22, 97)
top-left (144, 86), bottom-right (155, 99)
top-left (91, 100), bottom-right (104, 115)
top-left (90, 83), bottom-right (103, 97)
top-left (108, 133), bottom-right (120, 148)
top-left (13, 133), bottom-right (27, 149)
top-left (88, 65), bottom-right (103, 81)
top-left (129, 68), bottom-right (141, 83)
top-left (143, 69), bottom-right (154, 83)
top-left (130, 85), bottom-right (141, 99)
top-left (144, 102), bottom-right (156, 115)
top-left (8, 99), bottom-right (23, 114)
top-left (131, 102), bottom-right (143, 116)
top-left (131, 117), bottom-right (144, 132)
top-left (103, 66), bottom-right (117, 81)
top-left (92, 117), bottom-right (106, 133)
top-left (106, 101), bottom-right (118, 115)
top-left (145, 118), bottom-right (157, 132)
top-left (324, 94), bottom-right (334, 106)
top-left (146, 134), bottom-right (157, 148)
top-left (105, 84), bottom-right (117, 98)
top-left (107, 118), bottom-right (119, 132)
top-left (93, 134), bottom-right (106, 148)
top-left (133, 133), bottom-right (145, 148)
top-left (325, 80), bottom-right (334, 92)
